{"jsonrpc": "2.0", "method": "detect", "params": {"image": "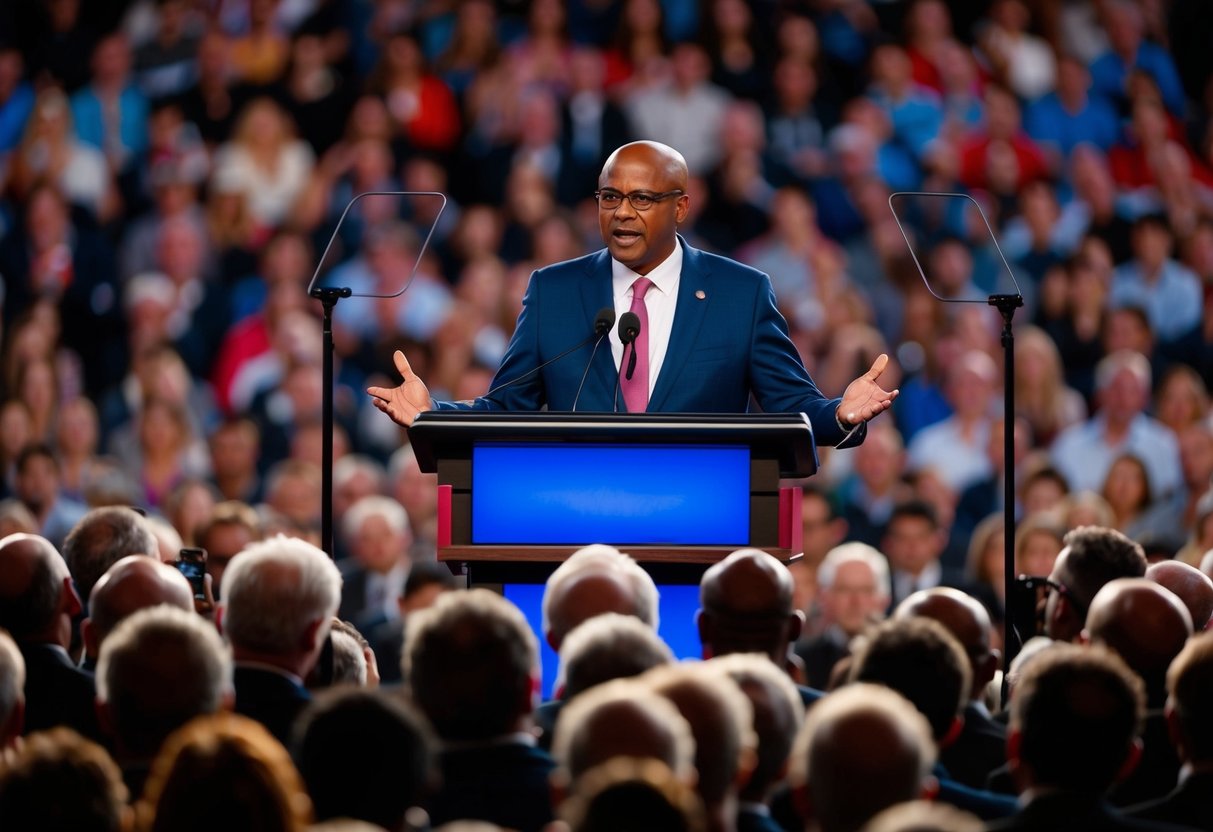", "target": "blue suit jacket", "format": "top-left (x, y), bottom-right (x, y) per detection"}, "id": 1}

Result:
top-left (435, 239), bottom-right (857, 447)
